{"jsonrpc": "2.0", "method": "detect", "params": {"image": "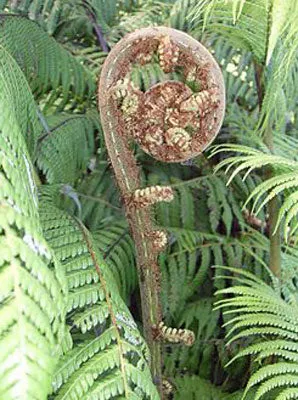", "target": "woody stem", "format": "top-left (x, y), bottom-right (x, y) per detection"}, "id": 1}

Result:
top-left (99, 96), bottom-right (163, 394)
